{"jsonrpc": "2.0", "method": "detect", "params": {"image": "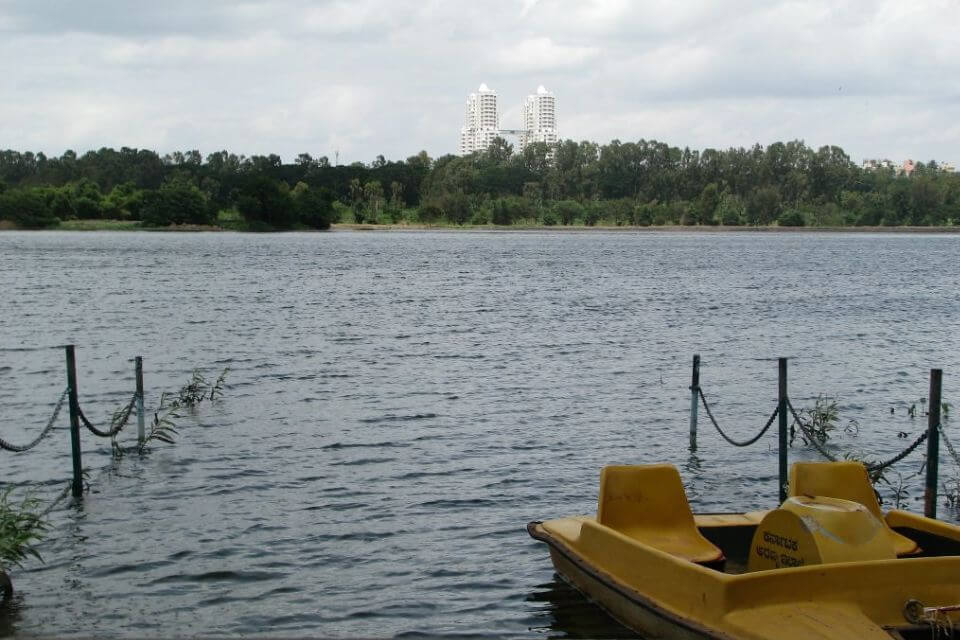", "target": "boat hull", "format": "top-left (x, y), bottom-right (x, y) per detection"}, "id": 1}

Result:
top-left (534, 523), bottom-right (727, 639)
top-left (528, 516), bottom-right (960, 640)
